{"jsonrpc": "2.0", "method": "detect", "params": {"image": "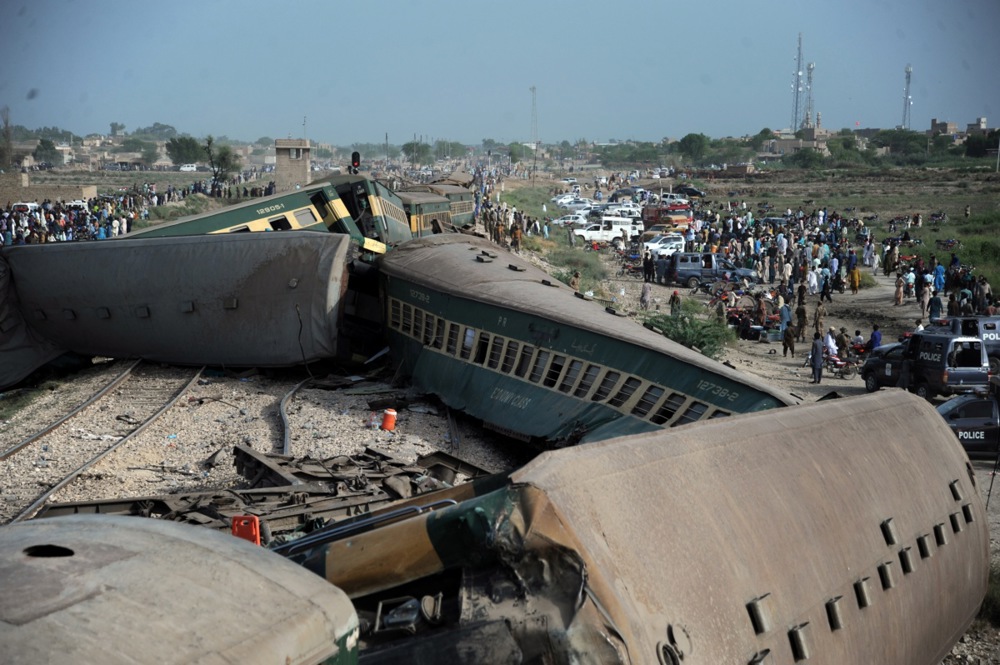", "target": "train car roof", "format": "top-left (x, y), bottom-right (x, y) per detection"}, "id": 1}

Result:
top-left (395, 190), bottom-right (450, 205)
top-left (431, 171), bottom-right (474, 186)
top-left (1, 515), bottom-right (358, 664)
top-left (503, 390), bottom-right (987, 662)
top-left (378, 234), bottom-right (796, 406)
top-left (404, 183), bottom-right (474, 197)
